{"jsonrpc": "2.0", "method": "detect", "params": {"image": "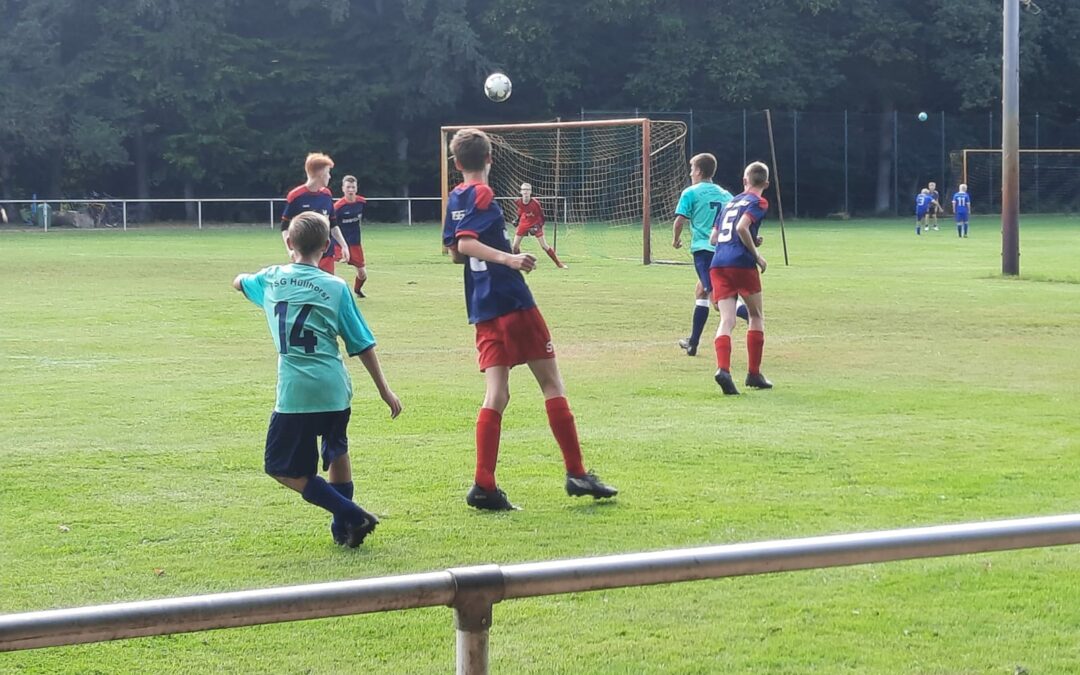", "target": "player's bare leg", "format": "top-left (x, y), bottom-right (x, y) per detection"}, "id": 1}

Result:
top-left (511, 234), bottom-right (524, 255)
top-left (468, 366), bottom-right (516, 510)
top-left (528, 358), bottom-right (617, 499)
top-left (742, 291), bottom-right (771, 389)
top-left (712, 296), bottom-right (740, 395)
top-left (536, 233), bottom-right (567, 269)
